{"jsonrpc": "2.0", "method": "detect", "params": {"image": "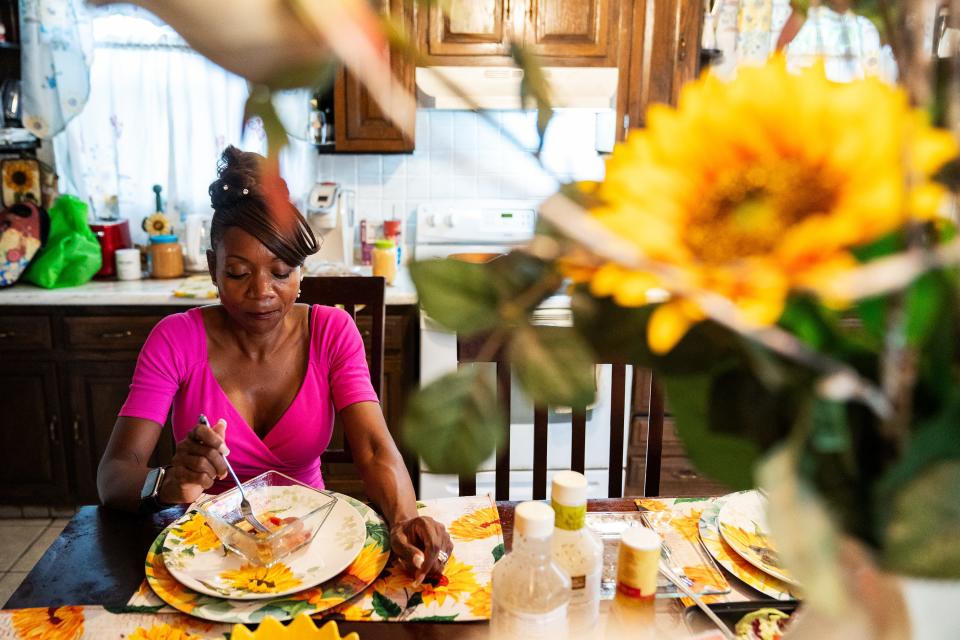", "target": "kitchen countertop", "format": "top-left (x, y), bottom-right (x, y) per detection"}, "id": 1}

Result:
top-left (0, 268), bottom-right (418, 306)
